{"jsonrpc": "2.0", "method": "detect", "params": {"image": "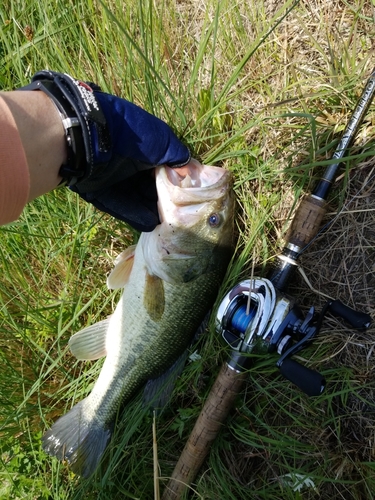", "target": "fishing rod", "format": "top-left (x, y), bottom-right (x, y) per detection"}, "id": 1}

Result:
top-left (162, 68), bottom-right (375, 500)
